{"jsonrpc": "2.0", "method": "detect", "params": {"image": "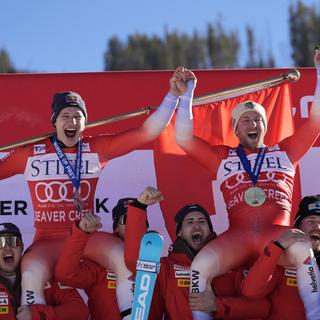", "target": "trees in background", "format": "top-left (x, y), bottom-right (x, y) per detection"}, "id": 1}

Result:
top-left (105, 23), bottom-right (246, 71)
top-left (103, 21), bottom-right (279, 71)
top-left (2, 1), bottom-right (320, 73)
top-left (289, 0), bottom-right (320, 67)
top-left (103, 1), bottom-right (320, 70)
top-left (0, 49), bottom-right (16, 73)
